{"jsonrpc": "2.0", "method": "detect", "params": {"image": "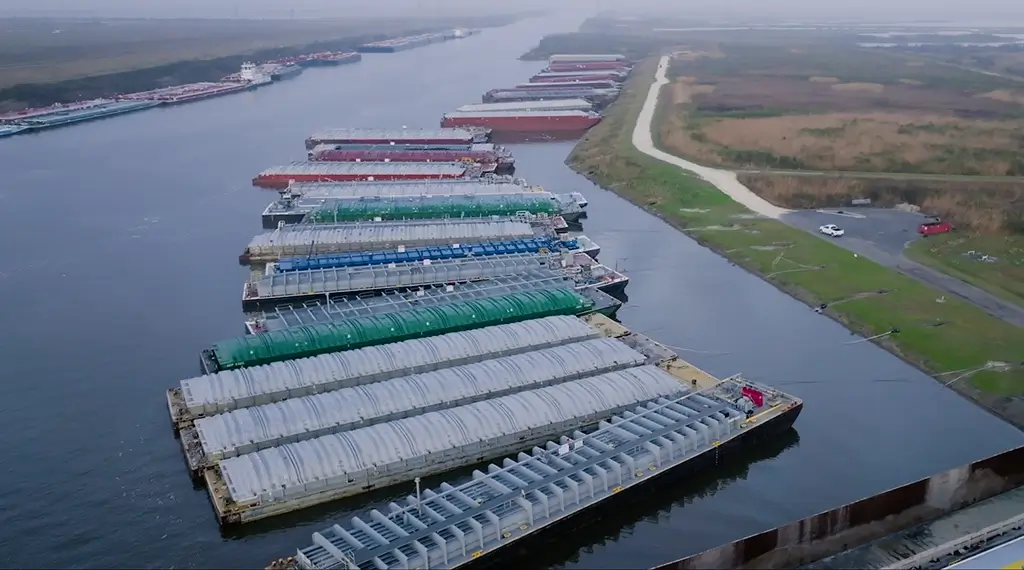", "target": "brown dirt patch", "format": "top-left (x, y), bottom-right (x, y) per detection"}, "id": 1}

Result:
top-left (809, 76), bottom-right (840, 83)
top-left (831, 82), bottom-right (885, 93)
